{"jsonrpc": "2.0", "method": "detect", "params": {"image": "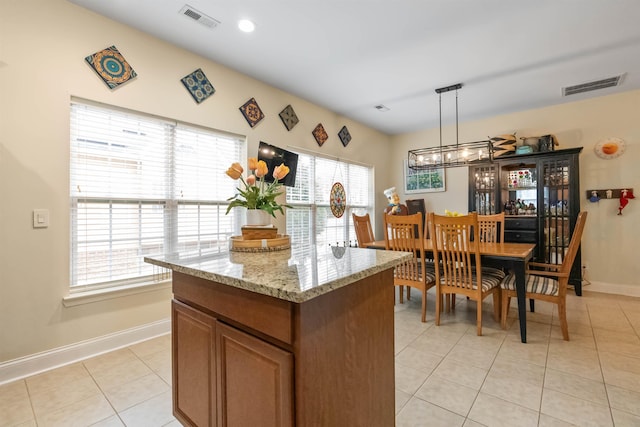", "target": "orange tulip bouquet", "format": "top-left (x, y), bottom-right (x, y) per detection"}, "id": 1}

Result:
top-left (225, 157), bottom-right (291, 217)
